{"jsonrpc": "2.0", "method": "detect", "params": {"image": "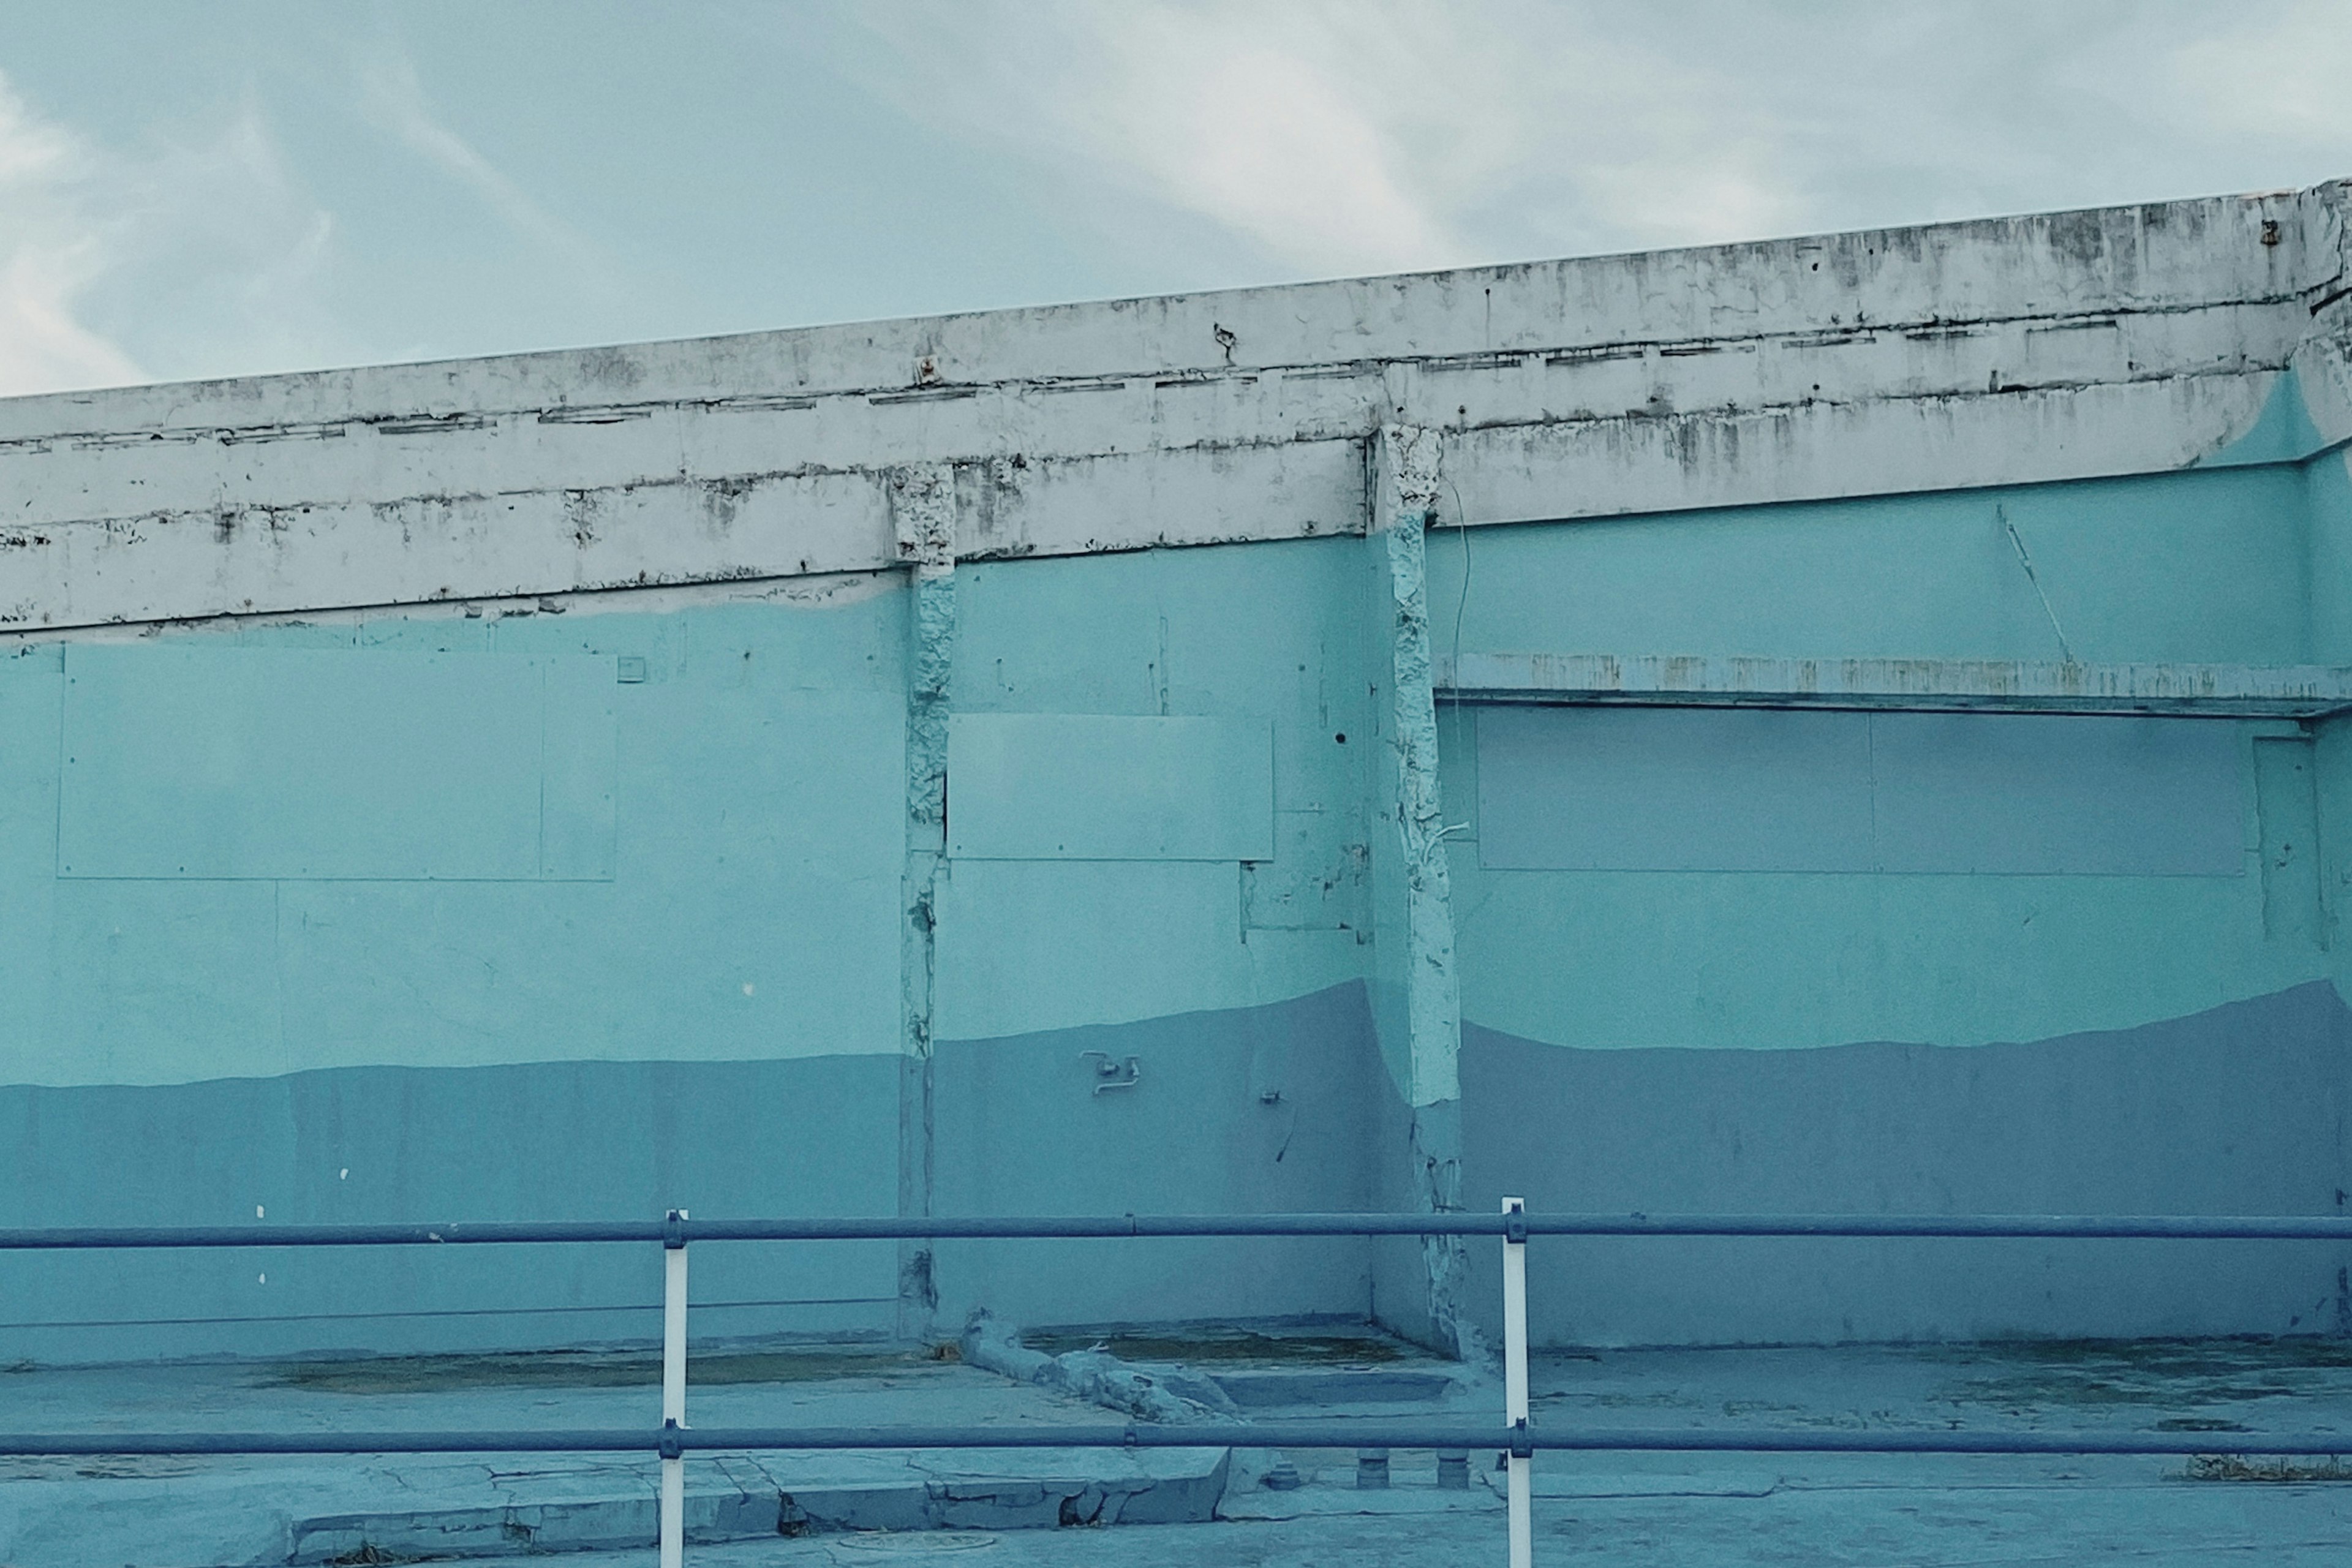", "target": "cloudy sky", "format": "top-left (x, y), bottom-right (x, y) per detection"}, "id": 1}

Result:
top-left (1, 1), bottom-right (2348, 398)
